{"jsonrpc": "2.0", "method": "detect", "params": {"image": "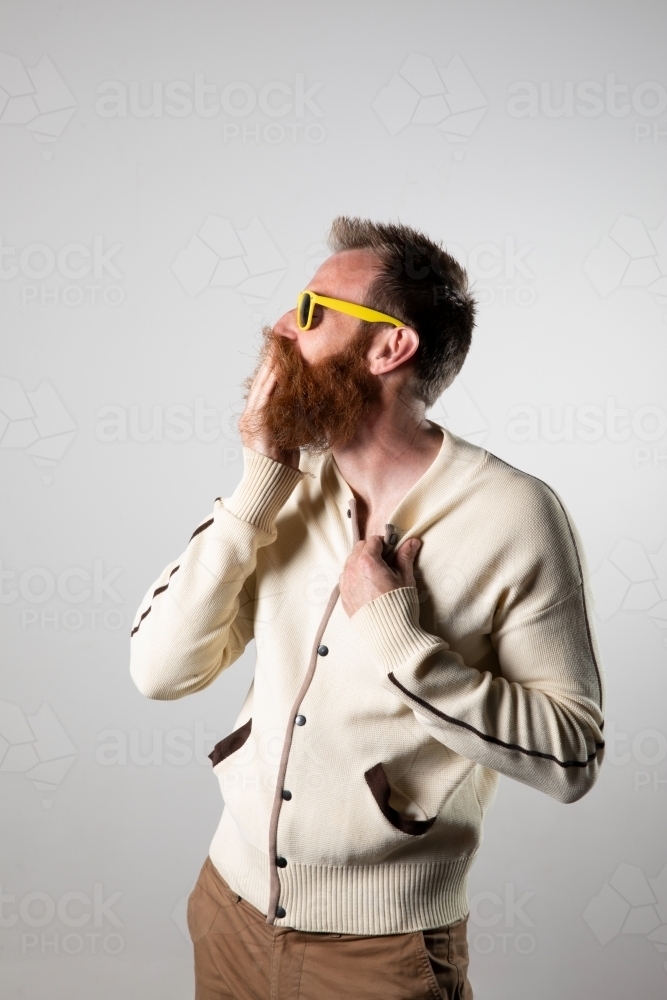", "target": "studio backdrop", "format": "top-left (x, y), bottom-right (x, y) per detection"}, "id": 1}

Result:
top-left (1, 2), bottom-right (666, 998)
